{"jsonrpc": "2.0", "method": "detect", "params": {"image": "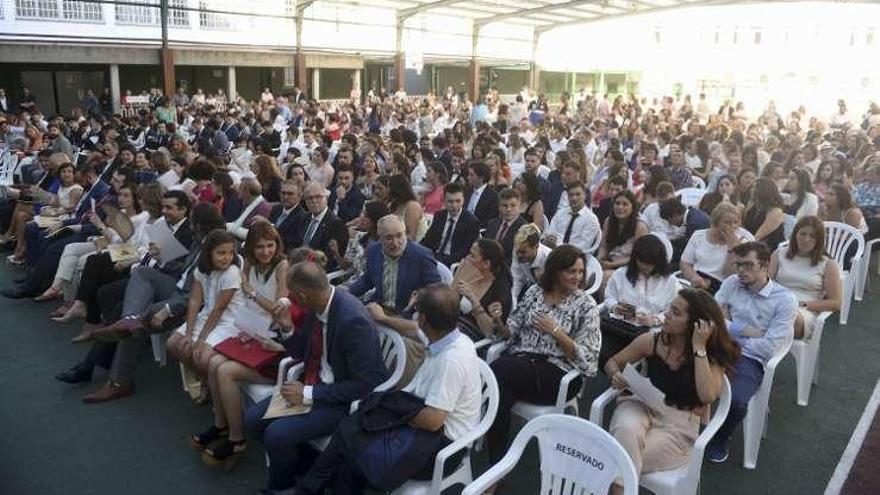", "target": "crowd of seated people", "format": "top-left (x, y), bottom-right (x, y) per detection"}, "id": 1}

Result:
top-left (1, 86), bottom-right (878, 493)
